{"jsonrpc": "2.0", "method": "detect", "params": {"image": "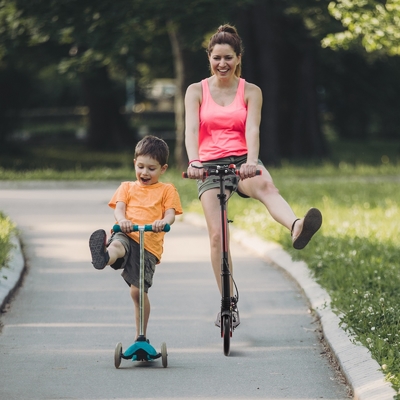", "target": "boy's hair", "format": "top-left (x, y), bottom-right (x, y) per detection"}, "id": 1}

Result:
top-left (134, 135), bottom-right (169, 166)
